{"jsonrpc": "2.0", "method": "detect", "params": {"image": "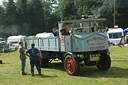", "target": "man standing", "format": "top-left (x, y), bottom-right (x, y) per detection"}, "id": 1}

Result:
top-left (19, 42), bottom-right (26, 75)
top-left (25, 43), bottom-right (42, 76)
